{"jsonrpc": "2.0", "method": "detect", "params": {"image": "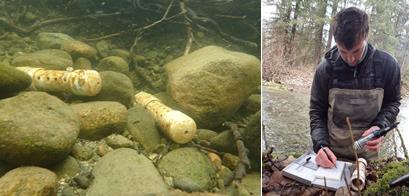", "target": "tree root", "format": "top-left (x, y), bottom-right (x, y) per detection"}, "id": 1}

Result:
top-left (86, 0), bottom-right (184, 42)
top-left (0, 12), bottom-right (121, 36)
